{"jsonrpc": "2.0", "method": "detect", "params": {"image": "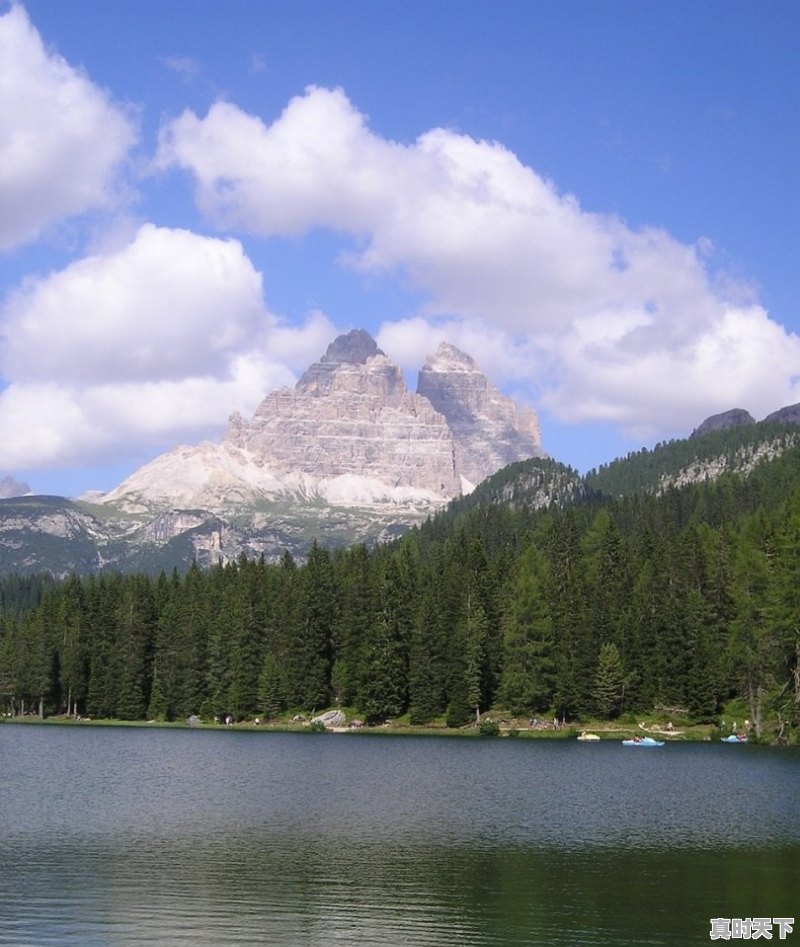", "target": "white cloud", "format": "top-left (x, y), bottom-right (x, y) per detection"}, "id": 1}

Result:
top-left (156, 87), bottom-right (396, 236)
top-left (158, 85), bottom-right (800, 435)
top-left (377, 316), bottom-right (540, 389)
top-left (0, 225), bottom-right (333, 470)
top-left (267, 309), bottom-right (339, 371)
top-left (0, 3), bottom-right (137, 251)
top-left (0, 383), bottom-right (92, 469)
top-left (2, 224), bottom-right (268, 384)
top-left (545, 305), bottom-right (800, 436)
